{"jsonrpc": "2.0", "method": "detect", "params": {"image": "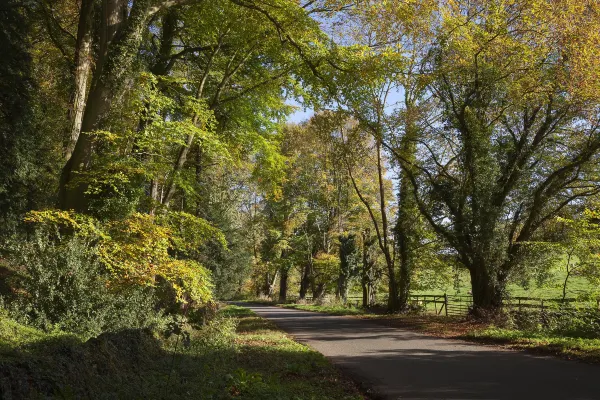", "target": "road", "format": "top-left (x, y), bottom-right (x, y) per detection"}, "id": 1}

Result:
top-left (238, 303), bottom-right (600, 400)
